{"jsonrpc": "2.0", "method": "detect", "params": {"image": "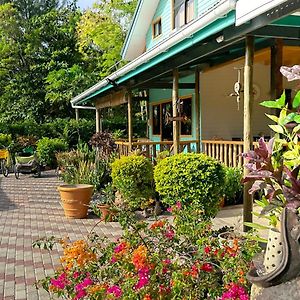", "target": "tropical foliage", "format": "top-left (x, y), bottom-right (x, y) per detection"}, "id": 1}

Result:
top-left (0, 0), bottom-right (137, 123)
top-left (243, 65), bottom-right (300, 227)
